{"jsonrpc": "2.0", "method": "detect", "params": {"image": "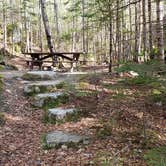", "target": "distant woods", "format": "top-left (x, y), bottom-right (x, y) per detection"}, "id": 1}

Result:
top-left (0, 0), bottom-right (166, 69)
